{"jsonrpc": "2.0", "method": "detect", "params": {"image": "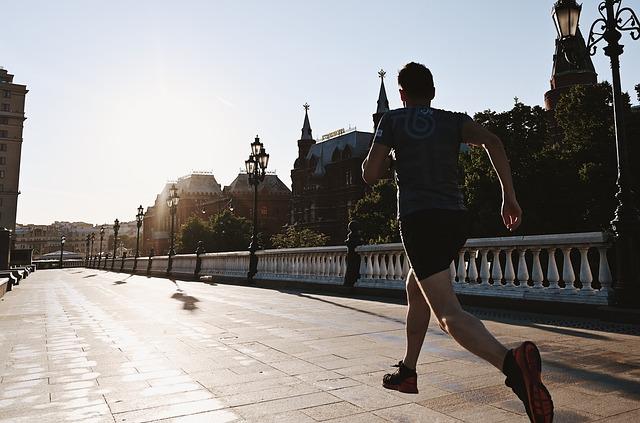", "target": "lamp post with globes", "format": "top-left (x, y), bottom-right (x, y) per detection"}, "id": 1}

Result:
top-left (59, 235), bottom-right (66, 268)
top-left (166, 184), bottom-right (180, 274)
top-left (245, 135), bottom-right (270, 283)
top-left (97, 227), bottom-right (105, 268)
top-left (111, 219), bottom-right (120, 271)
top-left (134, 205), bottom-right (144, 271)
top-left (553, 0), bottom-right (640, 306)
top-left (85, 234), bottom-right (91, 265)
